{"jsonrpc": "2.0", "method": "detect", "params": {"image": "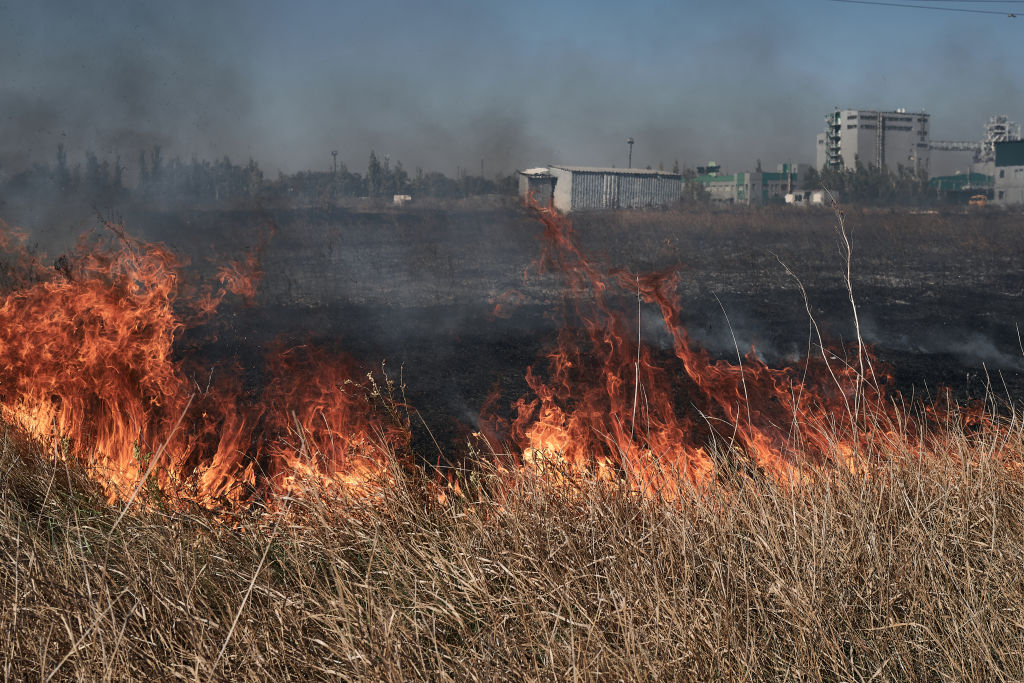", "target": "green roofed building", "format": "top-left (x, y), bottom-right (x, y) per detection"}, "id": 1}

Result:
top-left (696, 162), bottom-right (808, 204)
top-left (994, 140), bottom-right (1024, 205)
top-left (928, 172), bottom-right (993, 193)
top-left (927, 172), bottom-right (993, 202)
